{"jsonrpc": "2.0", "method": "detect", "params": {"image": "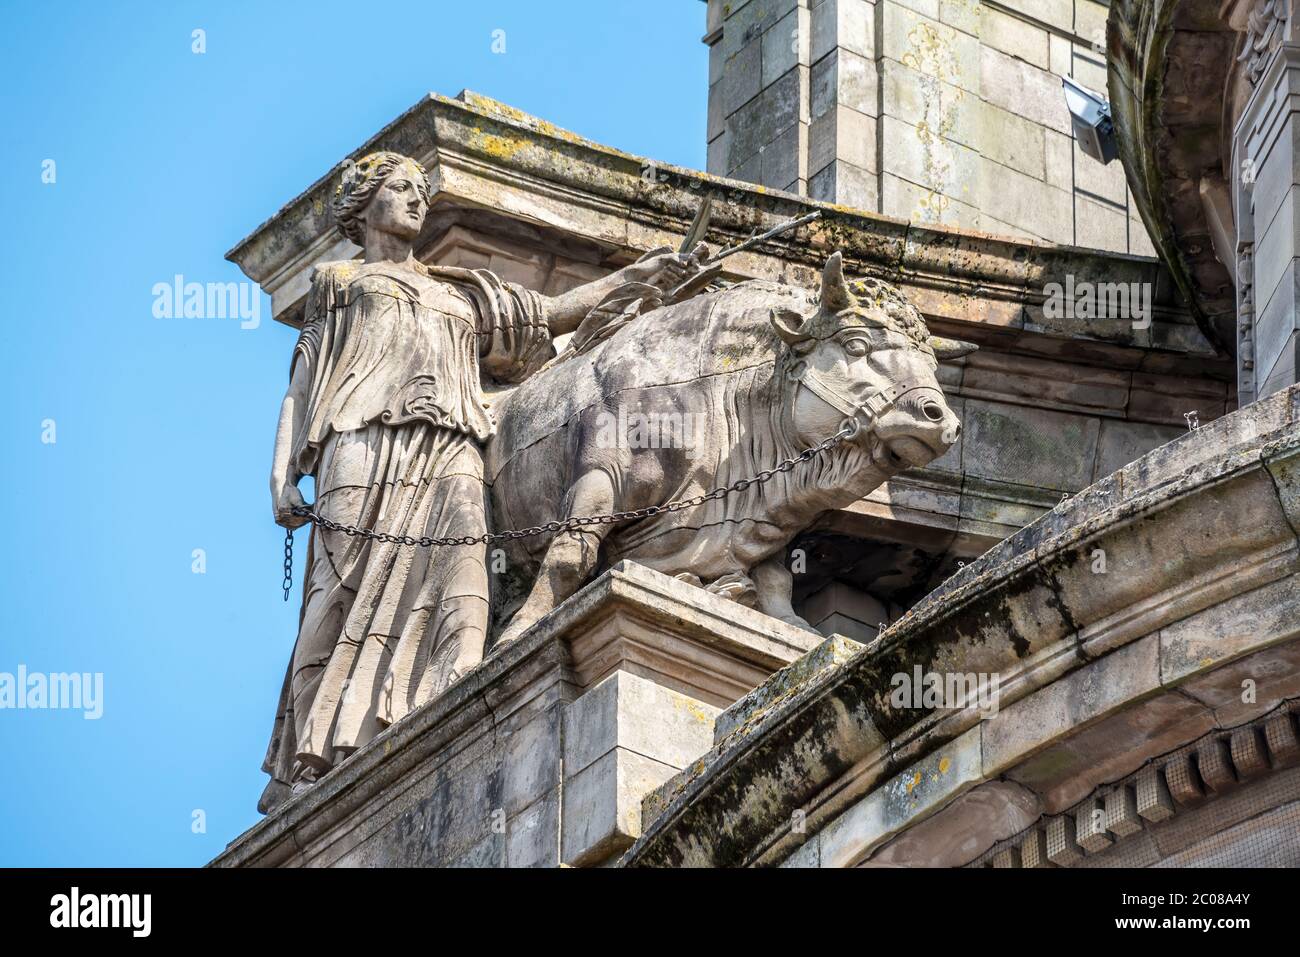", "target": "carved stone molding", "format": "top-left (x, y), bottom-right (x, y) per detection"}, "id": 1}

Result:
top-left (1239, 242), bottom-right (1257, 402)
top-left (1238, 0), bottom-right (1294, 87)
top-left (973, 701), bottom-right (1300, 866)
